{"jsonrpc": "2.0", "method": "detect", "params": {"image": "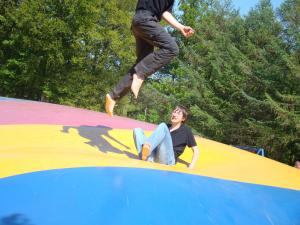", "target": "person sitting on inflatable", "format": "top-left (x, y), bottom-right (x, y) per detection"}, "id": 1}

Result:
top-left (133, 106), bottom-right (199, 169)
